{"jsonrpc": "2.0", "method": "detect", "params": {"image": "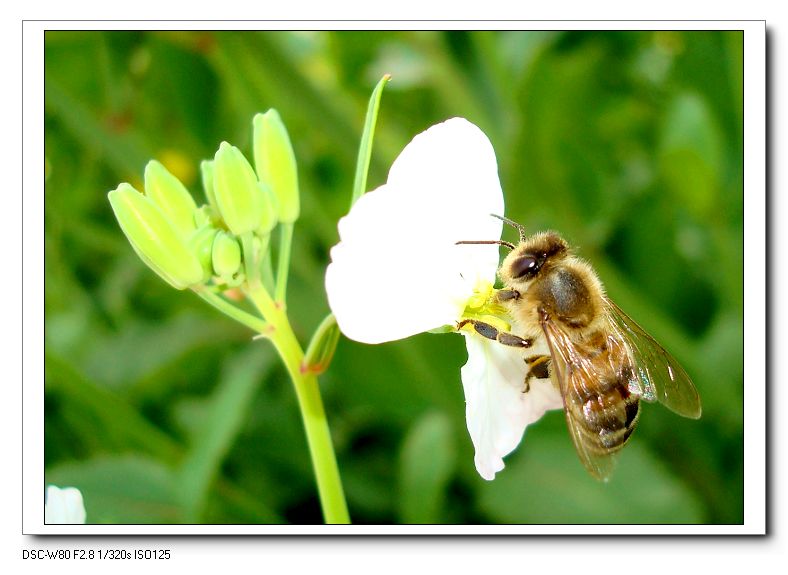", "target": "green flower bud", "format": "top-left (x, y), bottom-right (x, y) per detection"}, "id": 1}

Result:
top-left (108, 183), bottom-right (204, 290)
top-left (253, 109), bottom-right (300, 223)
top-left (144, 160), bottom-right (198, 237)
top-left (302, 314), bottom-right (341, 375)
top-left (212, 231), bottom-right (242, 279)
top-left (258, 182), bottom-right (278, 235)
top-left (213, 142), bottom-right (263, 235)
top-left (188, 226), bottom-right (219, 282)
top-left (200, 159), bottom-right (218, 210)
